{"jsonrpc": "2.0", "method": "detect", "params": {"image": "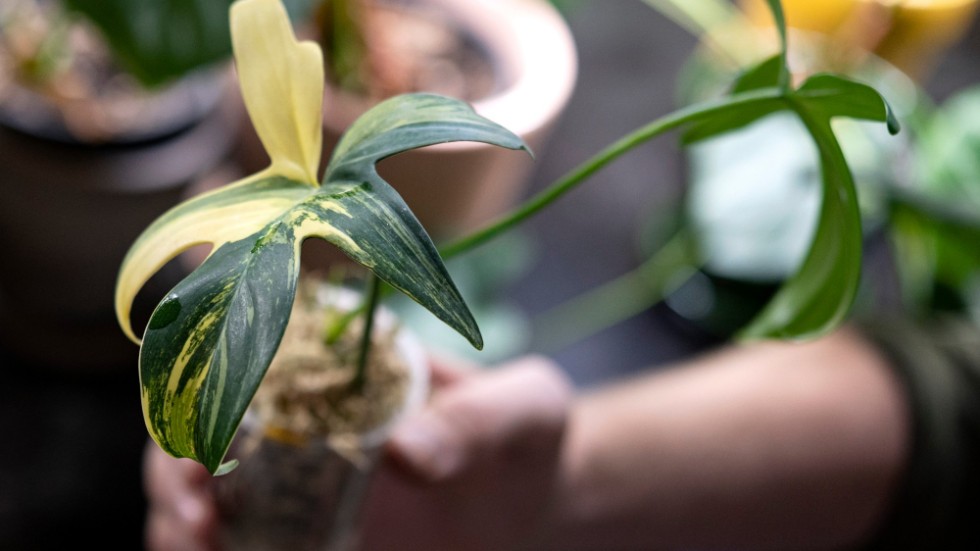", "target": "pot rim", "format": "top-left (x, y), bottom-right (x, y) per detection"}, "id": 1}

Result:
top-left (0, 66), bottom-right (234, 146)
top-left (323, 0), bottom-right (577, 152)
top-left (461, 0), bottom-right (577, 144)
top-left (253, 282), bottom-right (431, 451)
top-left (314, 284), bottom-right (430, 449)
